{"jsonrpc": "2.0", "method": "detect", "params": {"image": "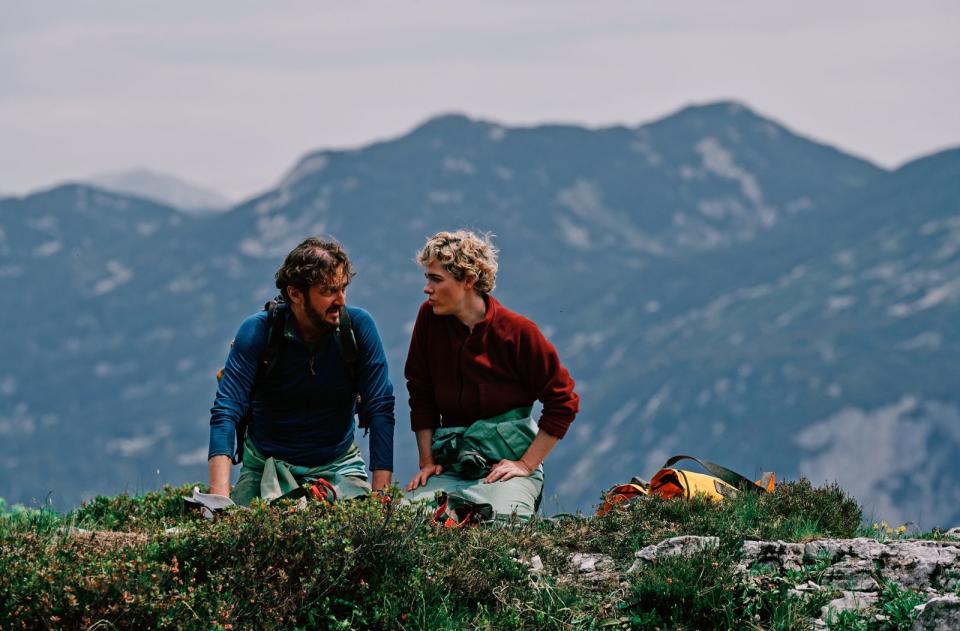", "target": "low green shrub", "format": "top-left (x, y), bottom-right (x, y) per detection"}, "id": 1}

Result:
top-left (0, 478), bottom-right (867, 630)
